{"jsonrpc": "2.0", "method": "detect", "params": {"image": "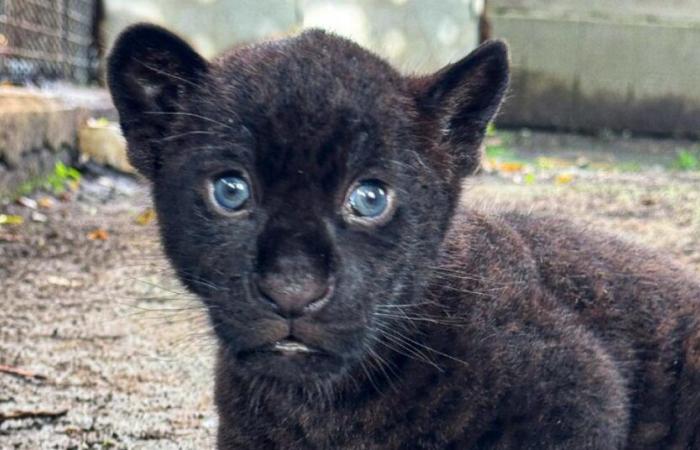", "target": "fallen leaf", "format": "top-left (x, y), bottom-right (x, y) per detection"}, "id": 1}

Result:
top-left (87, 228), bottom-right (109, 241)
top-left (0, 214), bottom-right (24, 226)
top-left (497, 162), bottom-right (525, 173)
top-left (136, 208), bottom-right (156, 226)
top-left (37, 197), bottom-right (54, 209)
top-left (555, 173), bottom-right (575, 185)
